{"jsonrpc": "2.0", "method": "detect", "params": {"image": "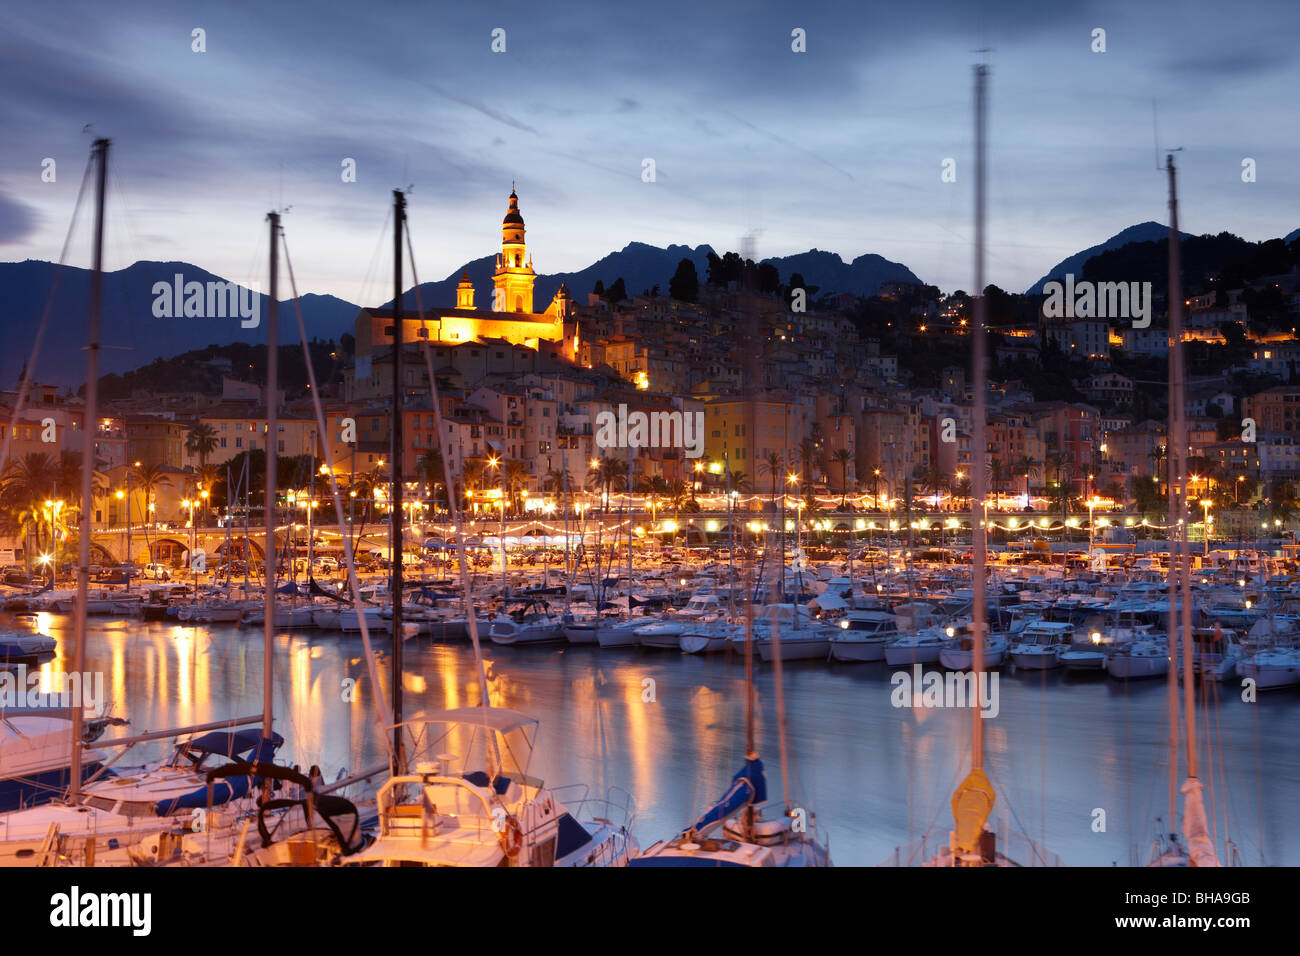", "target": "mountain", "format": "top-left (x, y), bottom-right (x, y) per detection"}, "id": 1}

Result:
top-left (1285, 227), bottom-right (1300, 244)
top-left (387, 242), bottom-right (921, 311)
top-left (759, 249), bottom-right (922, 298)
top-left (0, 260), bottom-right (359, 387)
top-left (383, 242), bottom-right (717, 312)
top-left (3, 240), bottom-right (922, 388)
top-left (1025, 222), bottom-right (1193, 294)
